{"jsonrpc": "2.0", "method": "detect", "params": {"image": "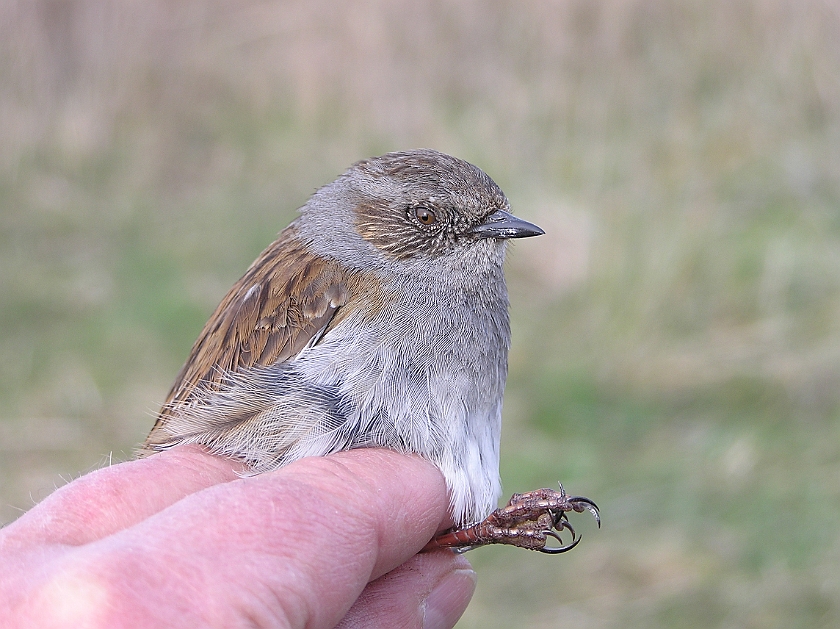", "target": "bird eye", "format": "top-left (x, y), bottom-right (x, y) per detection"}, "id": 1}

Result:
top-left (414, 206), bottom-right (437, 226)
